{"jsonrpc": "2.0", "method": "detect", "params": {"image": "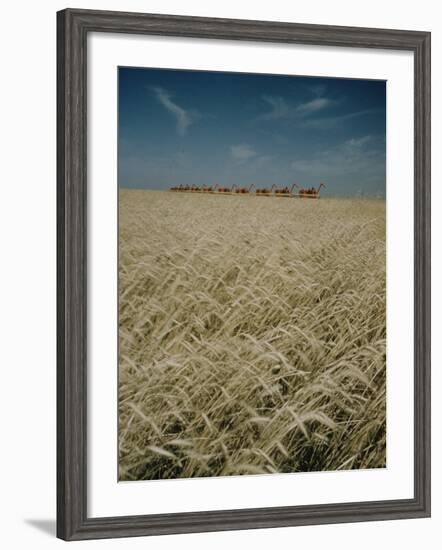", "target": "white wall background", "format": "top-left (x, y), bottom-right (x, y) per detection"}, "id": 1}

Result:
top-left (0, 0), bottom-right (439, 548)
